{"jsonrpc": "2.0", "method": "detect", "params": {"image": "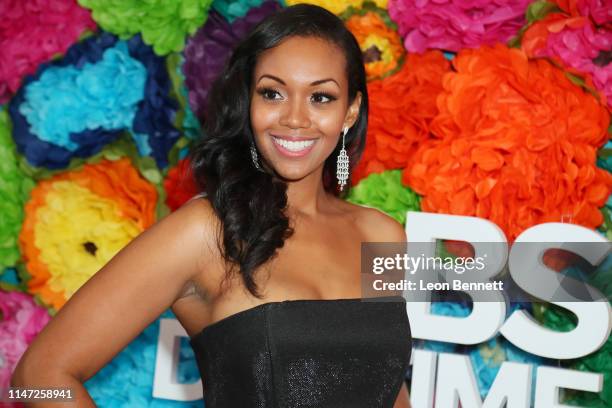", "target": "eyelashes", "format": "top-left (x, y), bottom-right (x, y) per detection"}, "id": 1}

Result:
top-left (255, 87), bottom-right (338, 104)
